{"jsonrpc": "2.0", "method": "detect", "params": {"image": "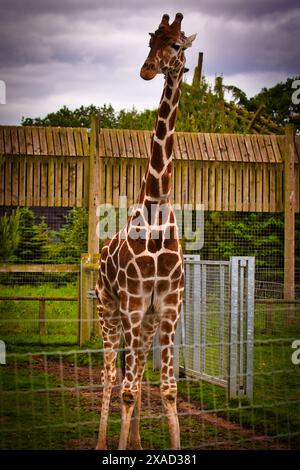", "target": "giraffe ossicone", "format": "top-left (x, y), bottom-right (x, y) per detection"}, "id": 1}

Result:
top-left (95, 12), bottom-right (196, 451)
